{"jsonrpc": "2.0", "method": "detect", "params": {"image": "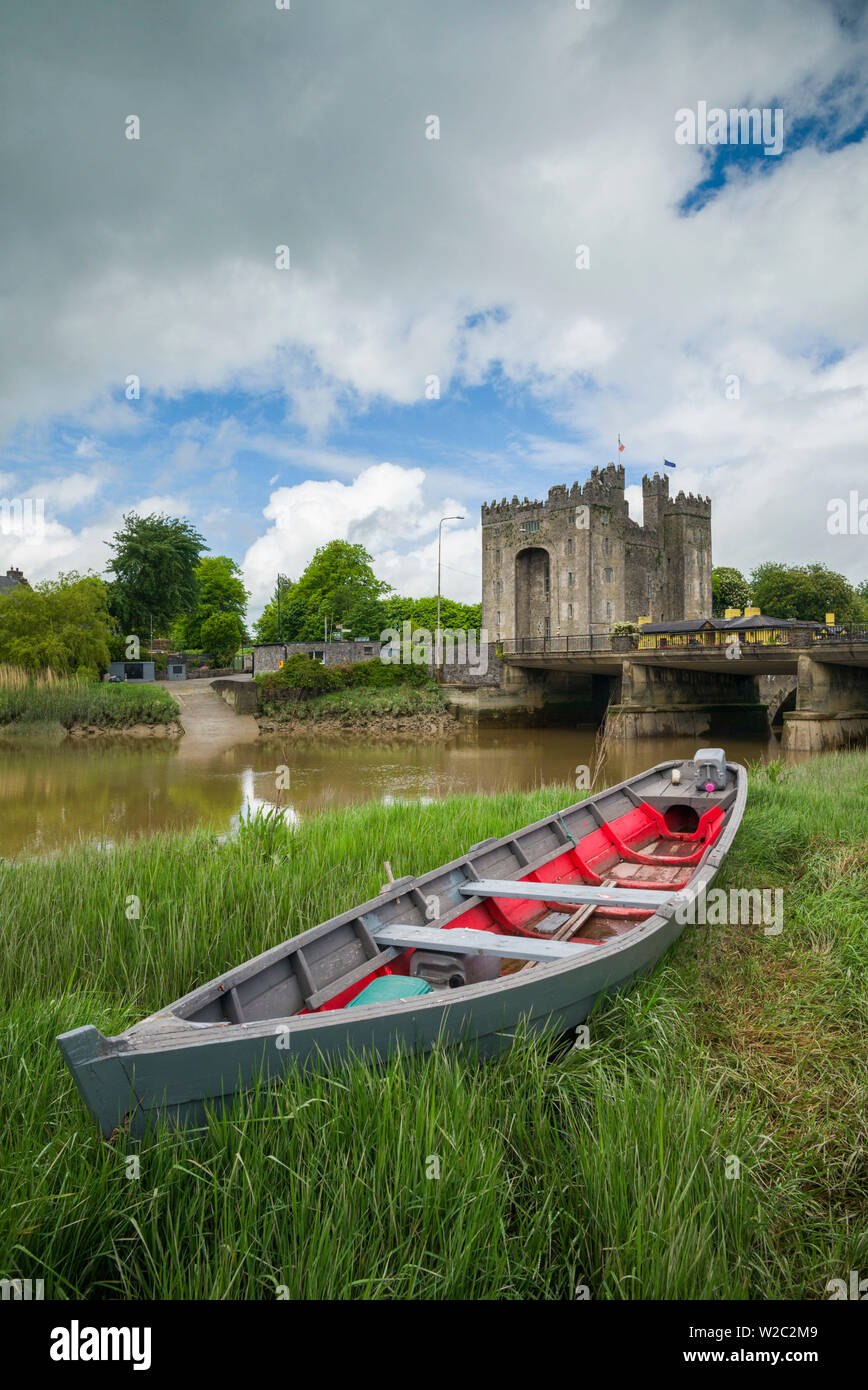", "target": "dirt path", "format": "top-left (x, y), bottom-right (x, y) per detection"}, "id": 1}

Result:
top-left (162, 679), bottom-right (260, 757)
